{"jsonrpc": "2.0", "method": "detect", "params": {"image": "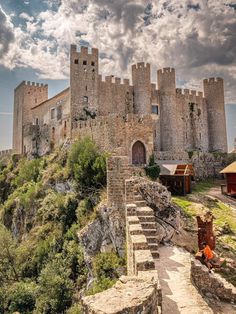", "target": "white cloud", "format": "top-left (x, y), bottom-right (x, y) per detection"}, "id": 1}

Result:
top-left (0, 0), bottom-right (236, 102)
